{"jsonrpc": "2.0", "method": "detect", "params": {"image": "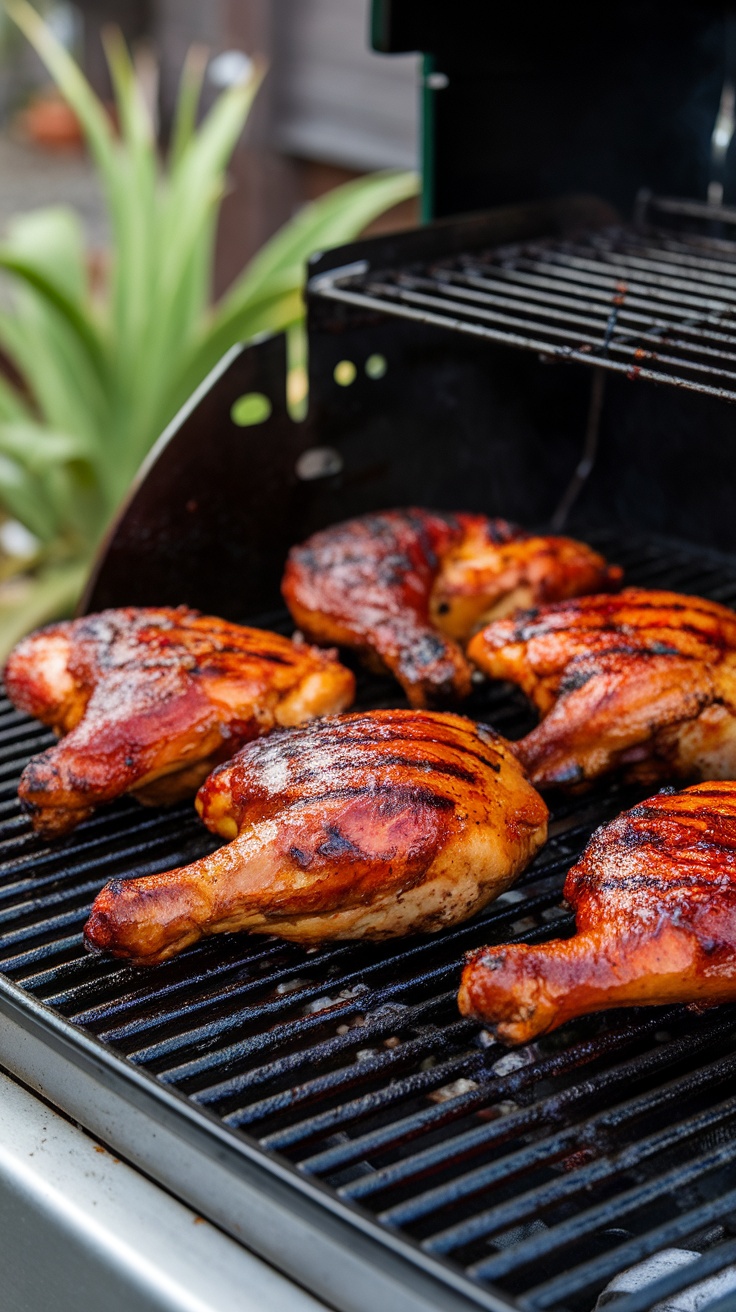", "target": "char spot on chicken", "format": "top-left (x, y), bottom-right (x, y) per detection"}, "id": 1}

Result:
top-left (83, 709), bottom-right (548, 966)
top-left (282, 508), bottom-right (621, 708)
top-left (468, 587), bottom-right (736, 790)
top-left (459, 780), bottom-right (736, 1044)
top-left (3, 607), bottom-right (355, 838)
